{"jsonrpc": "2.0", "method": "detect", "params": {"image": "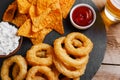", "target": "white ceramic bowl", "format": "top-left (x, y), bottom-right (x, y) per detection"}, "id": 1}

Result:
top-left (70, 3), bottom-right (96, 30)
